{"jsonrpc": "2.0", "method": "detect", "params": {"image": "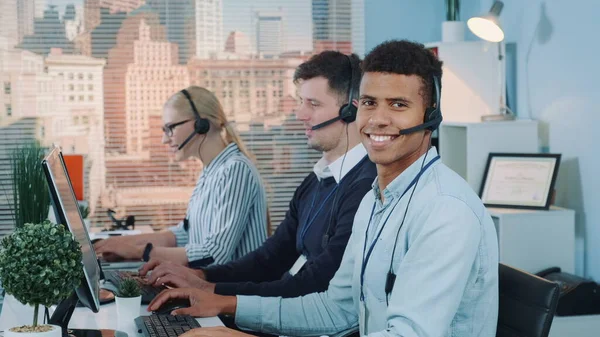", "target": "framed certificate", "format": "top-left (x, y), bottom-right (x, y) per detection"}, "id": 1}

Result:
top-left (479, 153), bottom-right (561, 210)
